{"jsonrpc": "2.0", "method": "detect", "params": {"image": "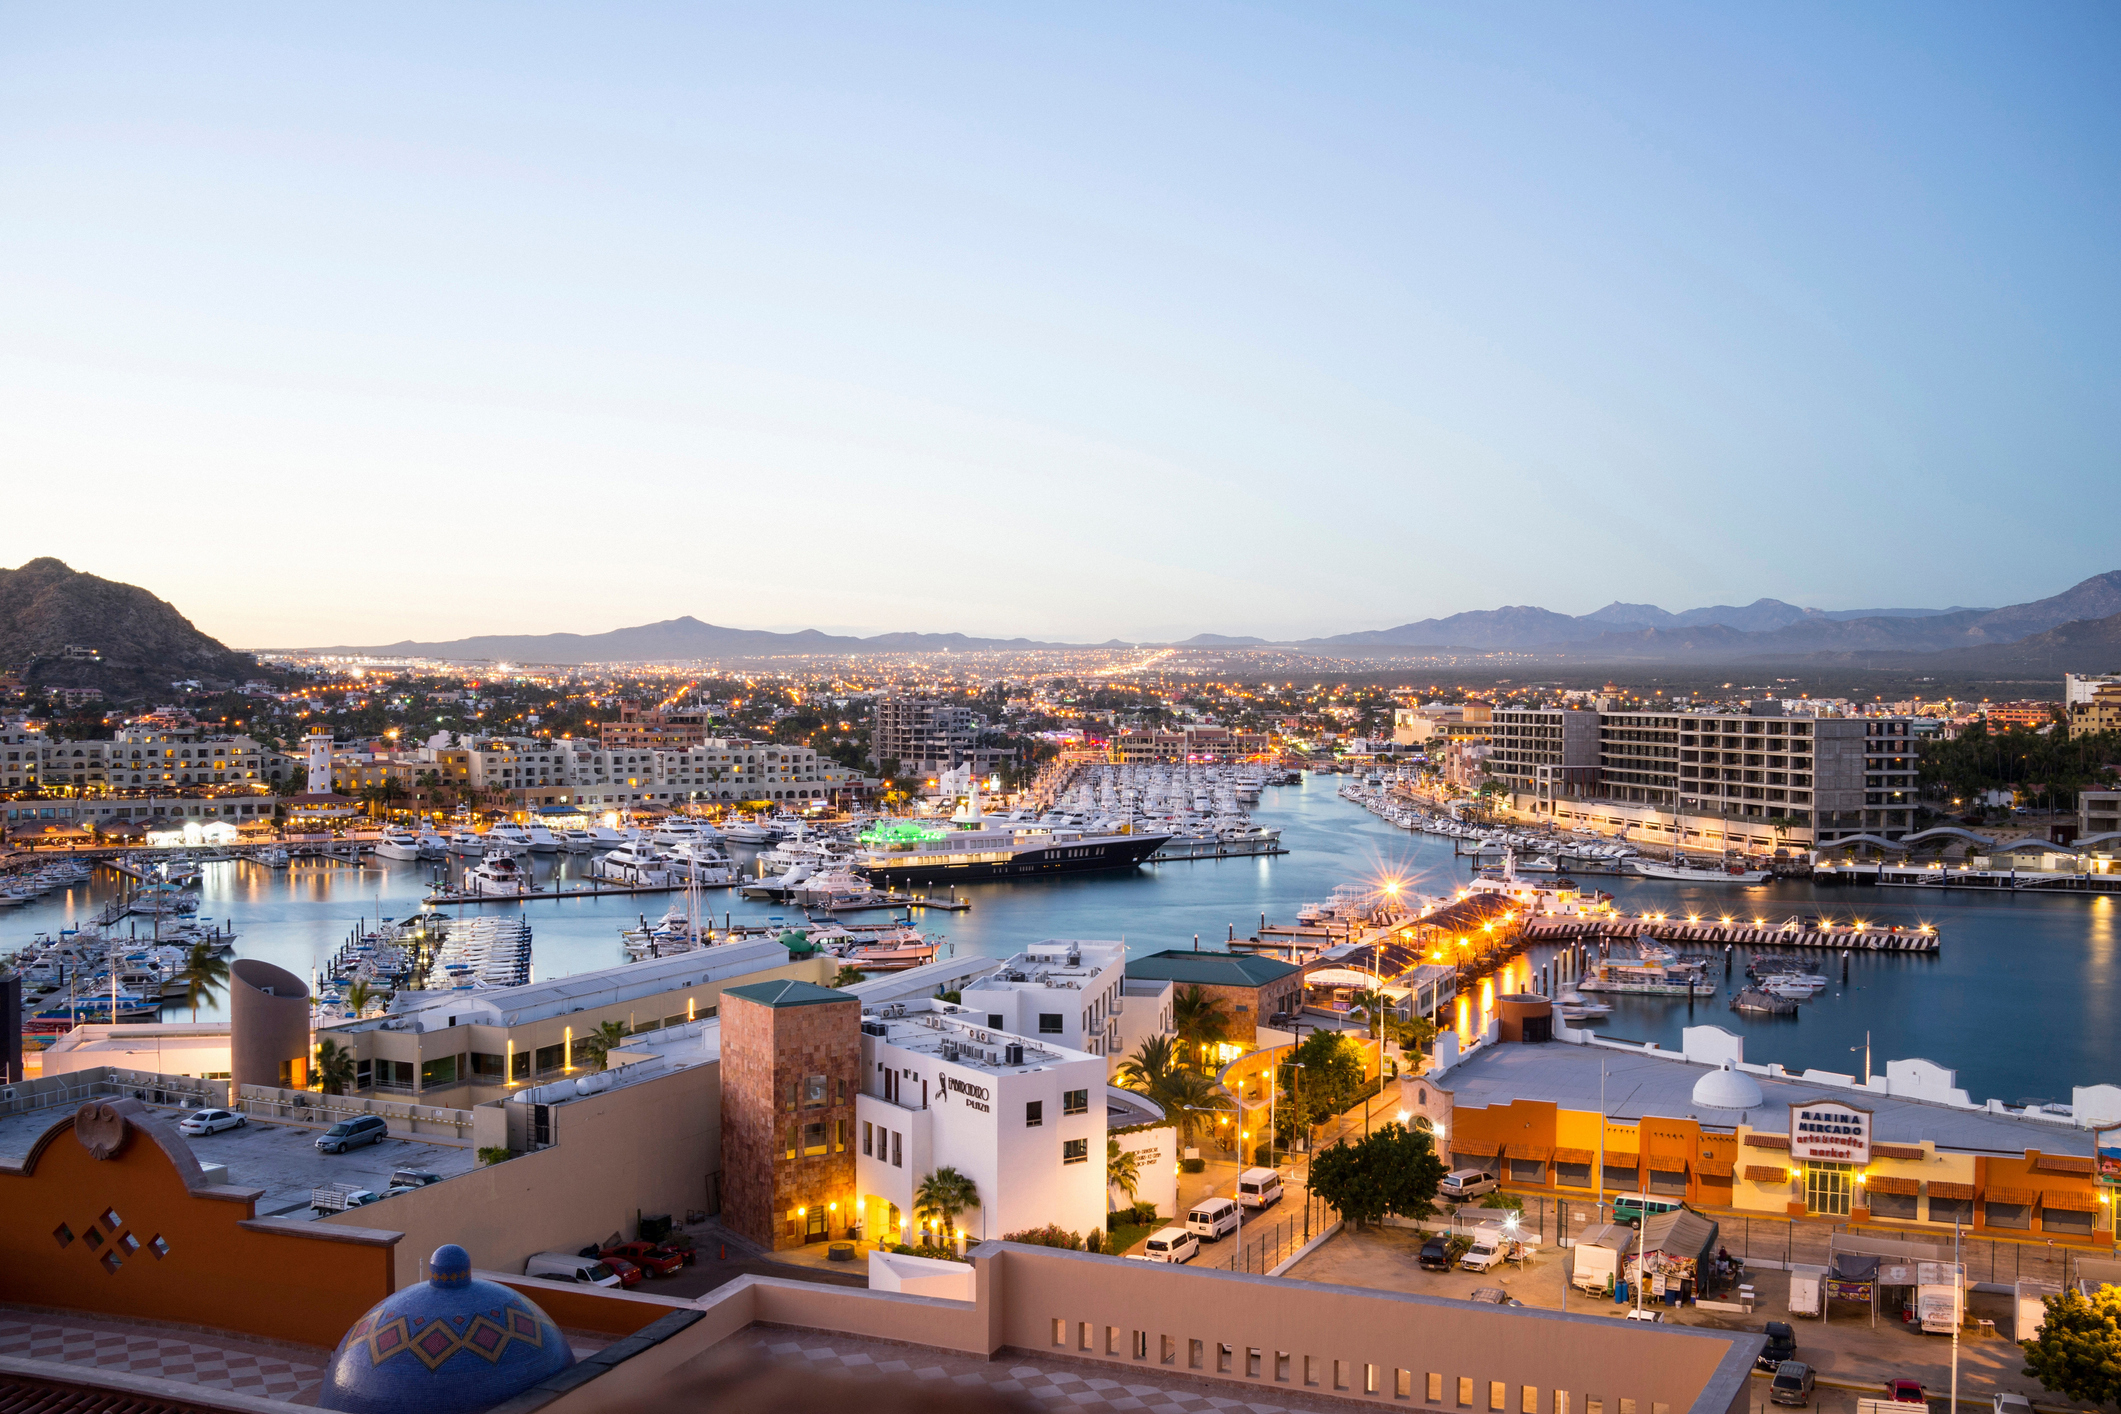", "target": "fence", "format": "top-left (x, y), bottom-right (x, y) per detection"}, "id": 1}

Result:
top-left (1491, 1193), bottom-right (2106, 1292)
top-left (0, 1065), bottom-right (224, 1123)
top-left (233, 1083), bottom-right (475, 1141)
top-left (1215, 1191), bottom-right (1332, 1274)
